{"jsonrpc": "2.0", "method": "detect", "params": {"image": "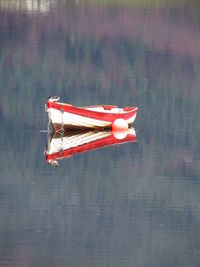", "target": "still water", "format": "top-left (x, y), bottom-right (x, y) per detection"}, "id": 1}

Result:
top-left (0, 0), bottom-right (200, 266)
